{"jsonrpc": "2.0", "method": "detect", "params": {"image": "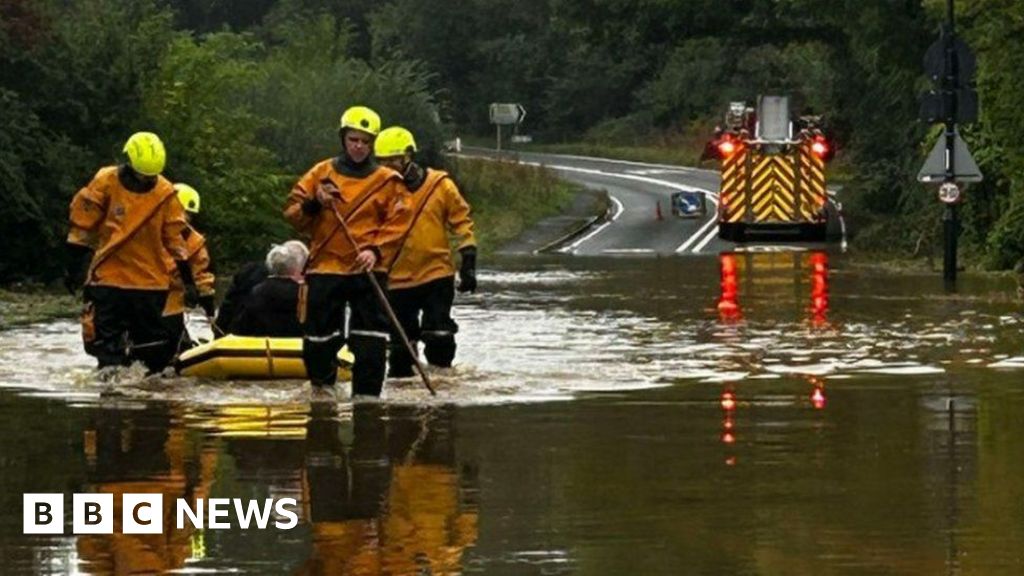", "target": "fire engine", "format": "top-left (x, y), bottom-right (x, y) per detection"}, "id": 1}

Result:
top-left (705, 96), bottom-right (834, 242)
